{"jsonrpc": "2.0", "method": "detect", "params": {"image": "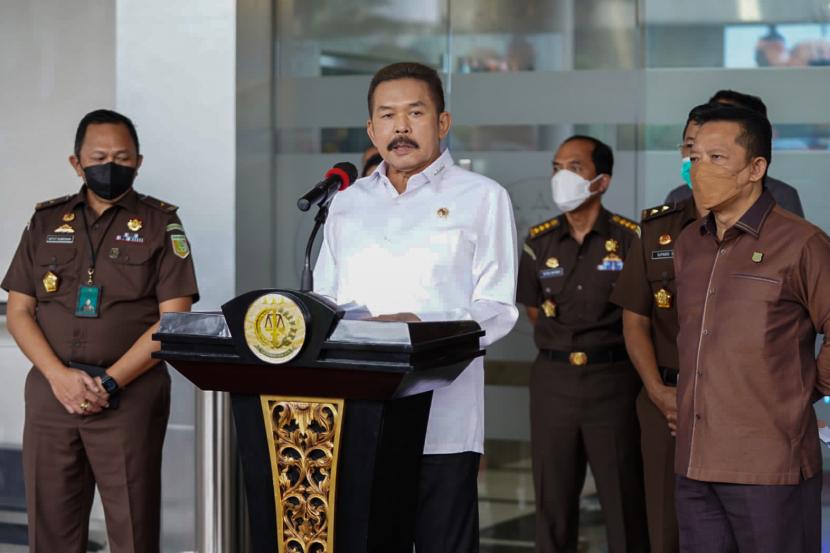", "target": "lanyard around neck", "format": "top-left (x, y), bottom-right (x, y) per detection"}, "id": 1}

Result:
top-left (80, 207), bottom-right (118, 285)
